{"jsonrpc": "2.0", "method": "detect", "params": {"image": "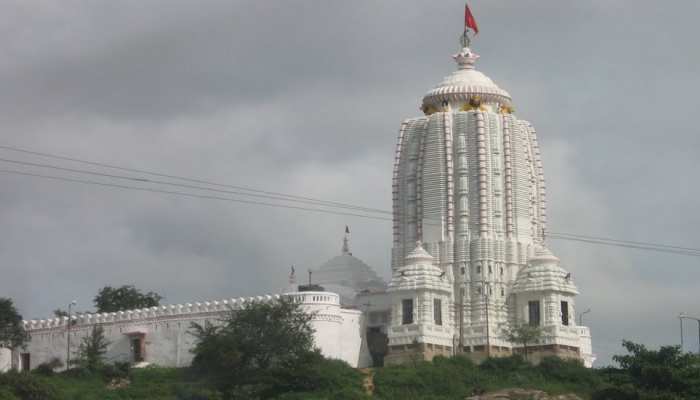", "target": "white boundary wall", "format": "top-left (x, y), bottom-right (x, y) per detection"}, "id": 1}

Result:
top-left (17, 291), bottom-right (363, 370)
top-left (0, 348), bottom-right (11, 372)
